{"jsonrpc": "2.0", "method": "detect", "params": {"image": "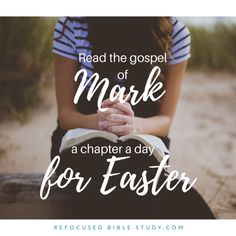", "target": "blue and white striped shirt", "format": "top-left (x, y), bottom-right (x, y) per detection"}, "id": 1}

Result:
top-left (53, 17), bottom-right (191, 78)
